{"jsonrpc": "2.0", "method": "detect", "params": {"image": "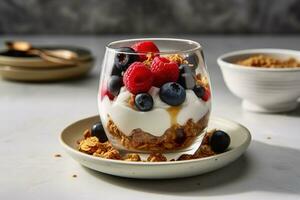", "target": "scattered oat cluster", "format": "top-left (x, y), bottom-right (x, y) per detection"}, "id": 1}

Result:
top-left (236, 55), bottom-right (300, 68)
top-left (78, 129), bottom-right (229, 162)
